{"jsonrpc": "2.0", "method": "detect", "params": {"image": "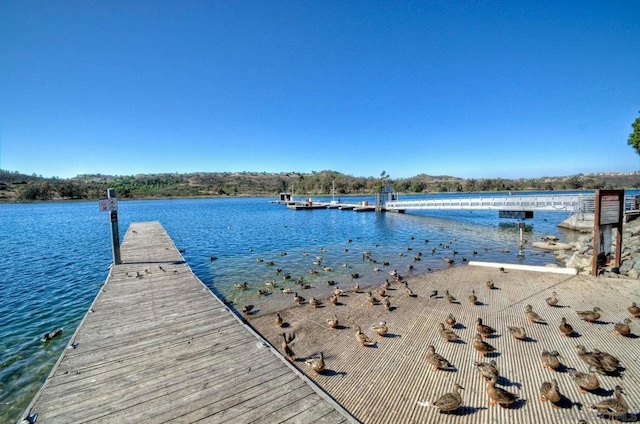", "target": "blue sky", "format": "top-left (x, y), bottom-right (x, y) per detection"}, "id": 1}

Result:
top-left (1, 1), bottom-right (639, 180)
